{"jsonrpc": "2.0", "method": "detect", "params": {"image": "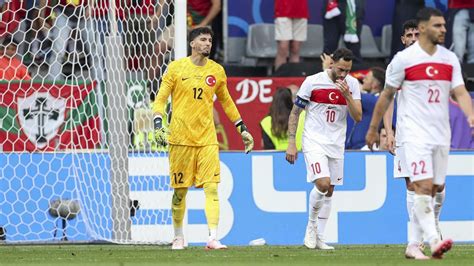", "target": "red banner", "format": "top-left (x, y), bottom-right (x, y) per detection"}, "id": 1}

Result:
top-left (214, 77), bottom-right (305, 150)
top-left (0, 81), bottom-right (101, 152)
